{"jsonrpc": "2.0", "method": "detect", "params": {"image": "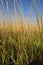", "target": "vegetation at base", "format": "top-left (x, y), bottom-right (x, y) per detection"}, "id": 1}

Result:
top-left (0, 21), bottom-right (43, 65)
